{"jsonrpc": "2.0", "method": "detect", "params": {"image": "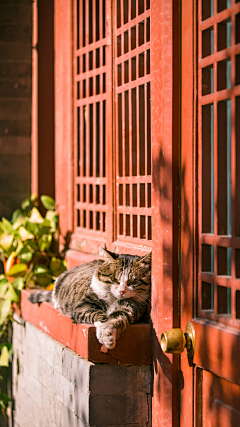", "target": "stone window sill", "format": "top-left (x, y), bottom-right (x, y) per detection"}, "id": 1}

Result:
top-left (20, 289), bottom-right (152, 365)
